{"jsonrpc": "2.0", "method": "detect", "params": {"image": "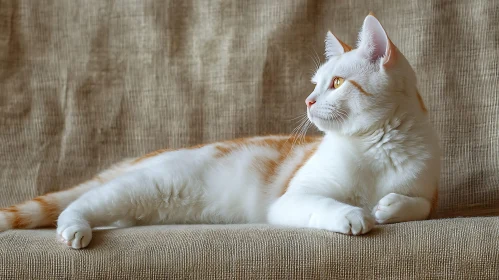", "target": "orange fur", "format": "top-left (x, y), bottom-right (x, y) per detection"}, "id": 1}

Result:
top-left (281, 144), bottom-right (319, 195)
top-left (133, 148), bottom-right (173, 163)
top-left (33, 197), bottom-right (59, 226)
top-left (217, 136), bottom-right (319, 159)
top-left (250, 139), bottom-right (300, 185)
top-left (135, 136), bottom-right (321, 161)
top-left (215, 145), bottom-right (234, 158)
top-left (262, 143), bottom-right (292, 184)
top-left (349, 80), bottom-right (372, 96)
top-left (11, 208), bottom-right (30, 229)
top-left (187, 143), bottom-right (208, 150)
top-left (251, 156), bottom-right (278, 185)
top-left (332, 33), bottom-right (353, 53)
top-left (2, 206), bottom-right (17, 213)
